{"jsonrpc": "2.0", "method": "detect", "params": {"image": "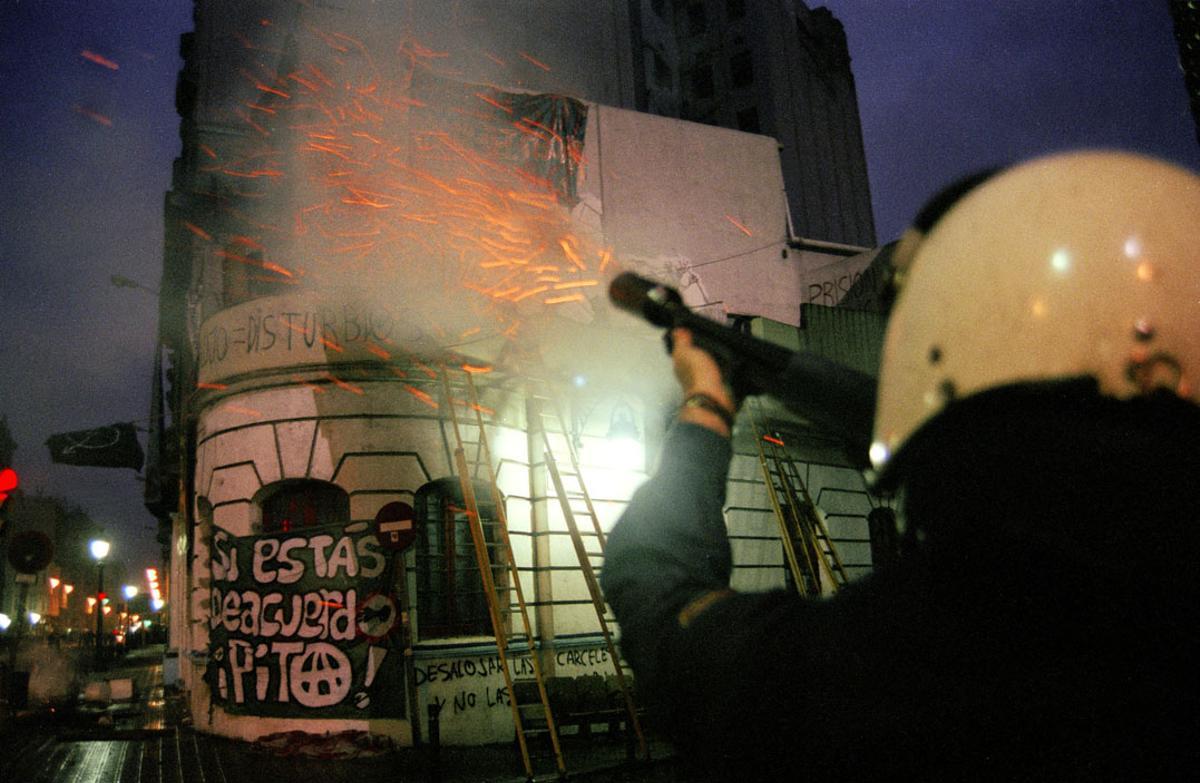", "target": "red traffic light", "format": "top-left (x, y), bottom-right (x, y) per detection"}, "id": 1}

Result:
top-left (0, 467), bottom-right (17, 505)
